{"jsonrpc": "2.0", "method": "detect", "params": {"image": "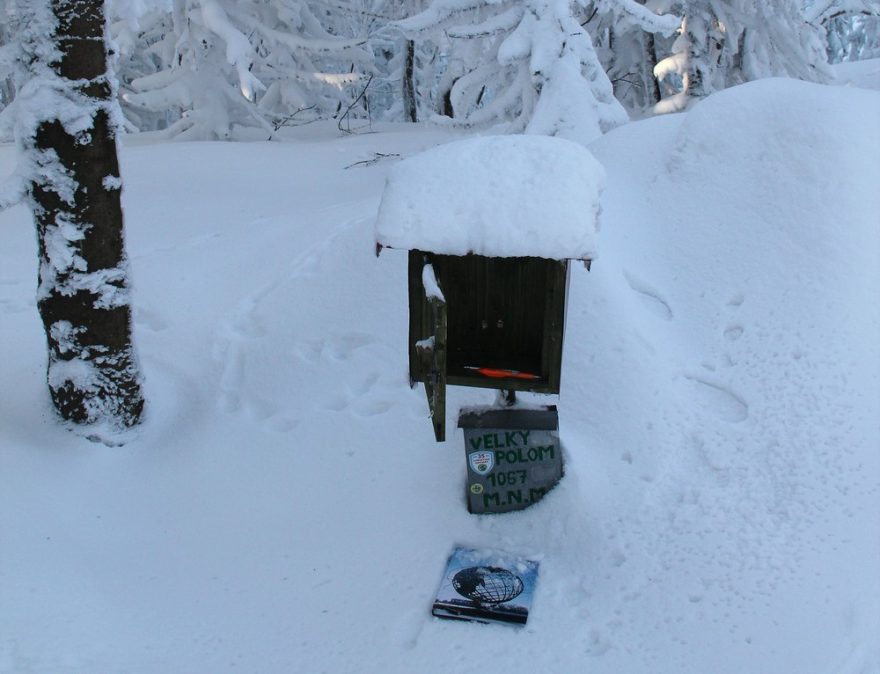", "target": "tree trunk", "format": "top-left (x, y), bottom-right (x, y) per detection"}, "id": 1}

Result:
top-left (683, 14), bottom-right (708, 100)
top-left (402, 39), bottom-right (417, 123)
top-left (27, 0), bottom-right (144, 429)
top-left (645, 32), bottom-right (662, 106)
